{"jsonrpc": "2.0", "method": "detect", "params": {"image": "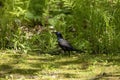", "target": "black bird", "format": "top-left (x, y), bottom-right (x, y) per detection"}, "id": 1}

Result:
top-left (54, 32), bottom-right (81, 55)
